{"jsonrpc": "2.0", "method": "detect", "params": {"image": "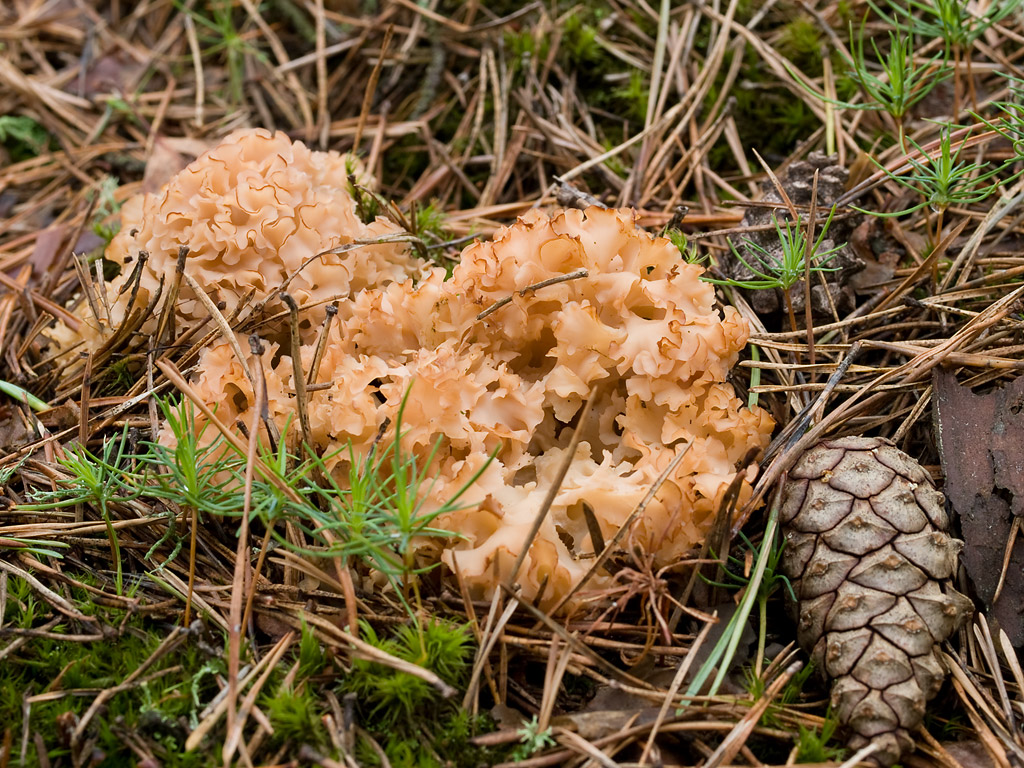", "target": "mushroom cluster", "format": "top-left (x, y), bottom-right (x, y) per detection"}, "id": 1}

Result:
top-left (189, 204), bottom-right (774, 605)
top-left (64, 129), bottom-right (775, 607)
top-left (71, 128), bottom-right (424, 348)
